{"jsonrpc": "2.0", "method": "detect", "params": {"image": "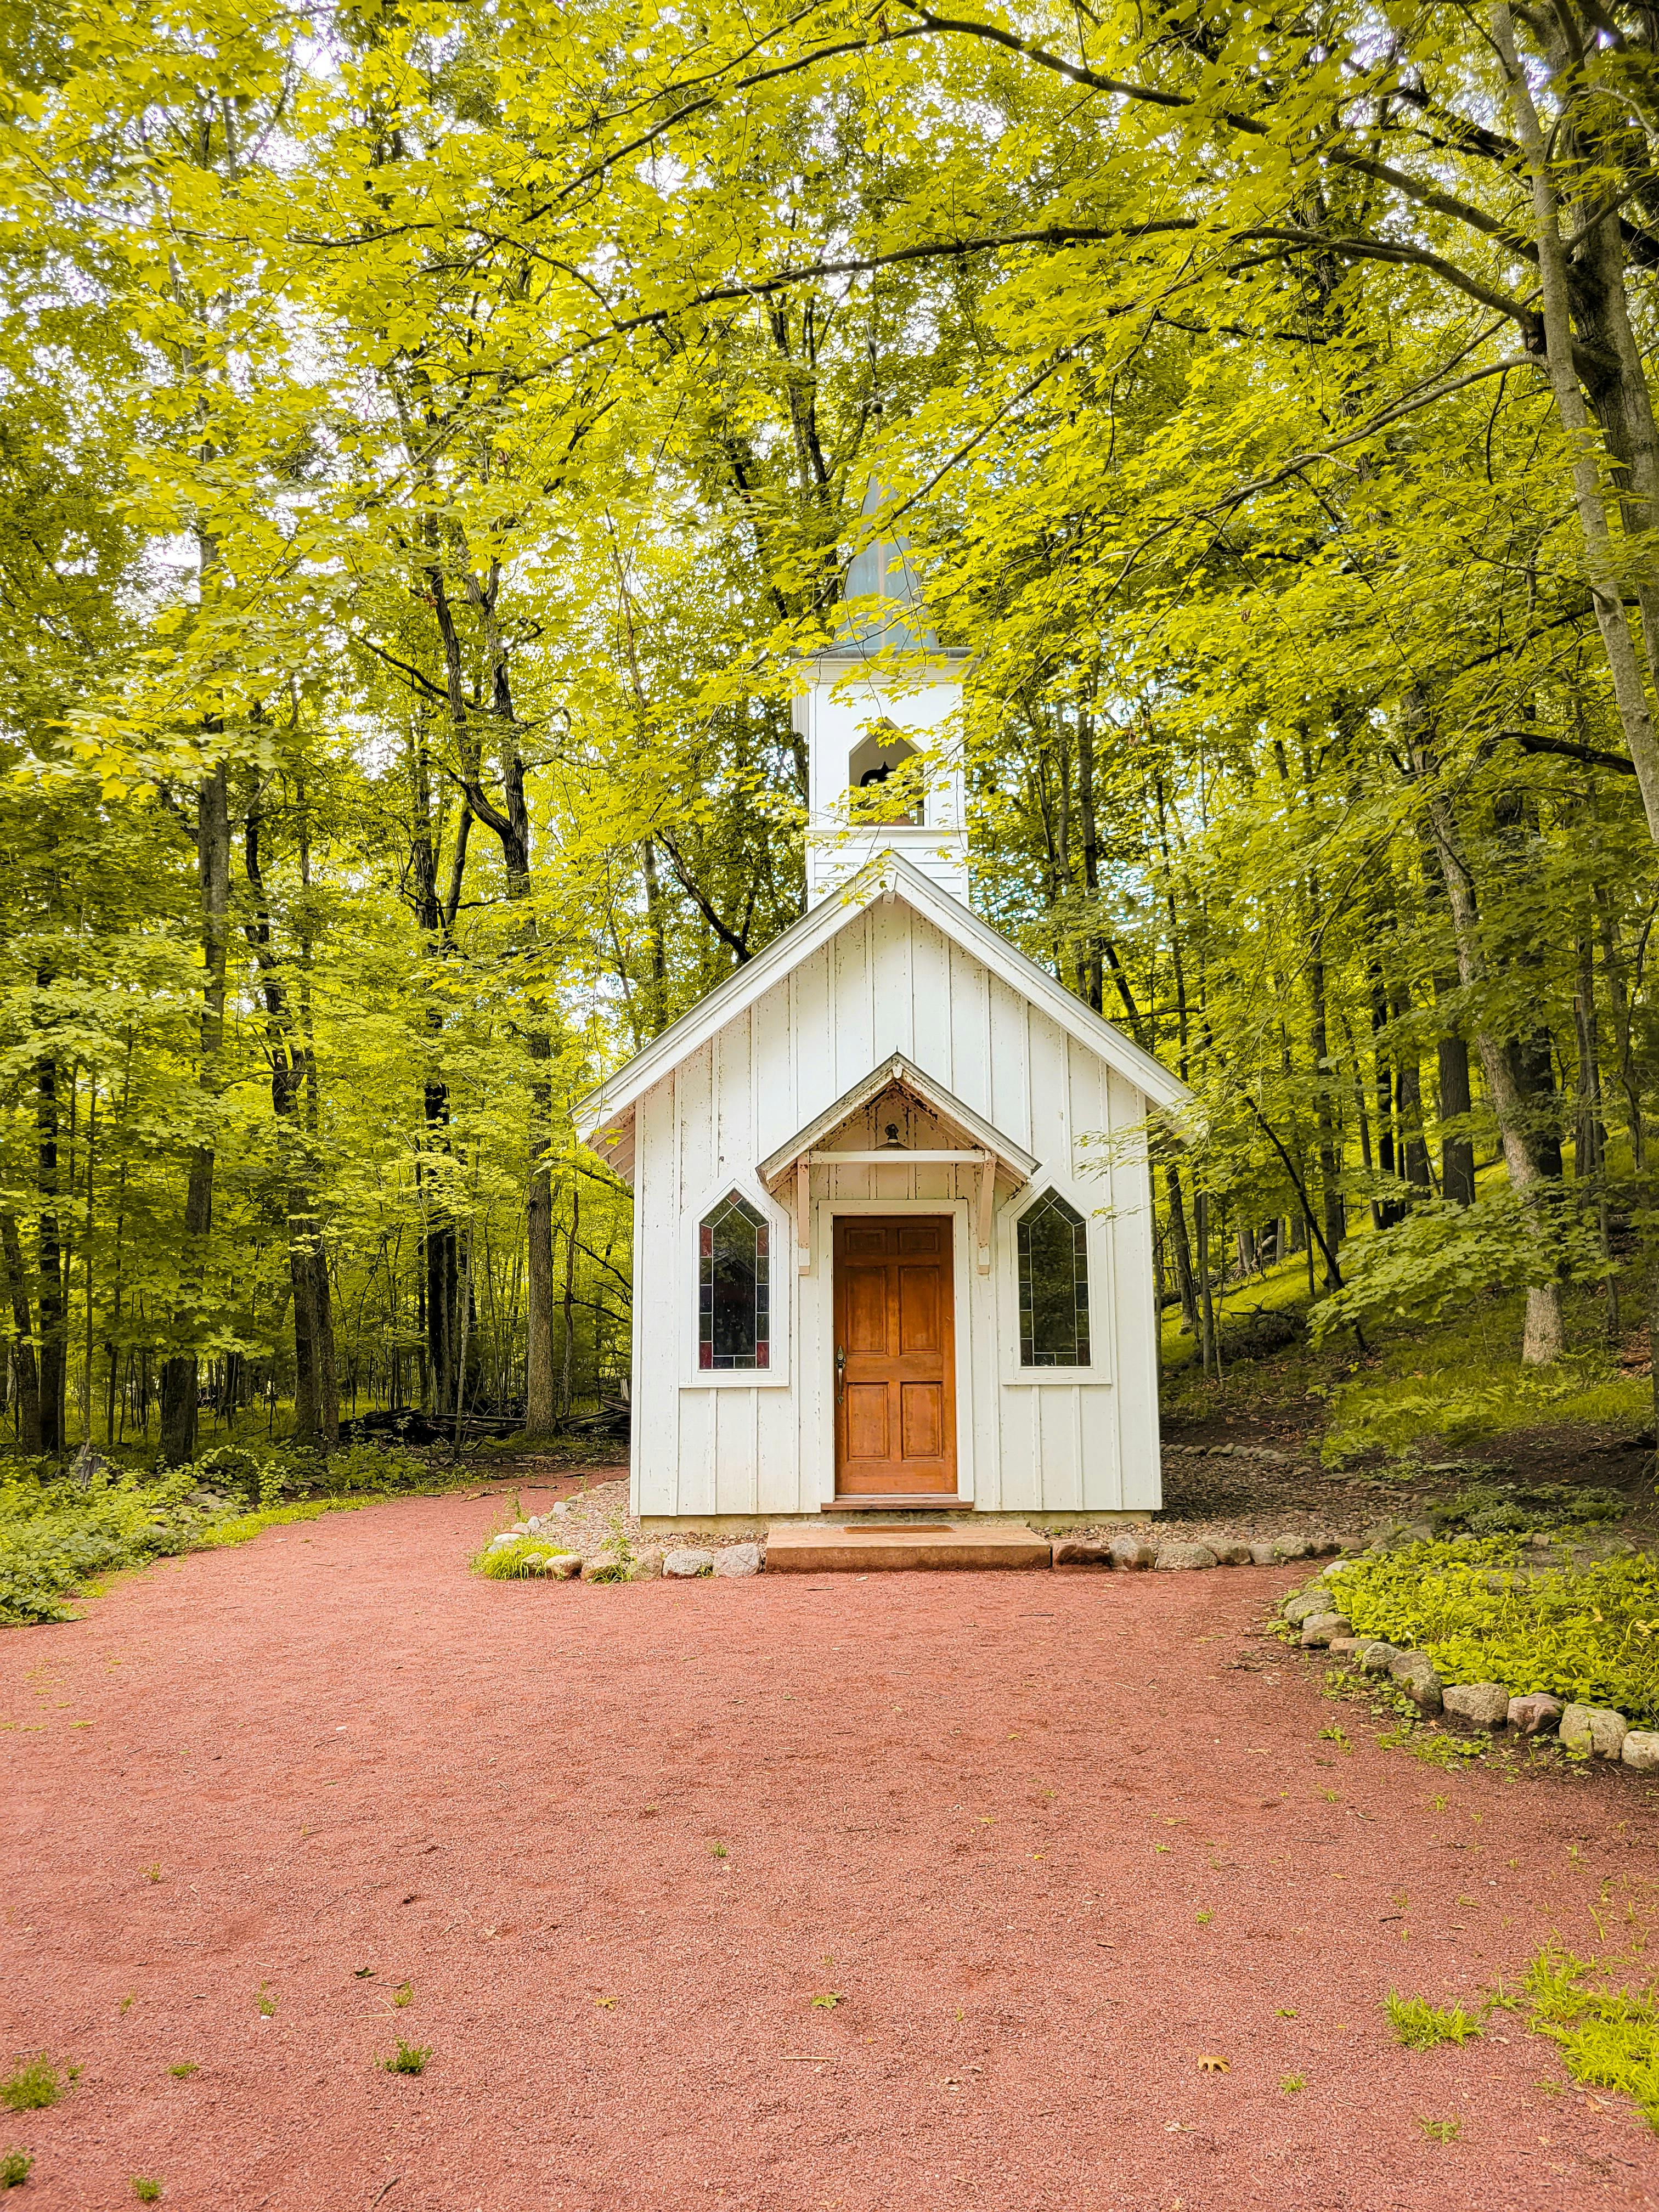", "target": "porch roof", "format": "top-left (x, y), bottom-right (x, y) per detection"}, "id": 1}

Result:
top-left (755, 1052), bottom-right (1039, 1190)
